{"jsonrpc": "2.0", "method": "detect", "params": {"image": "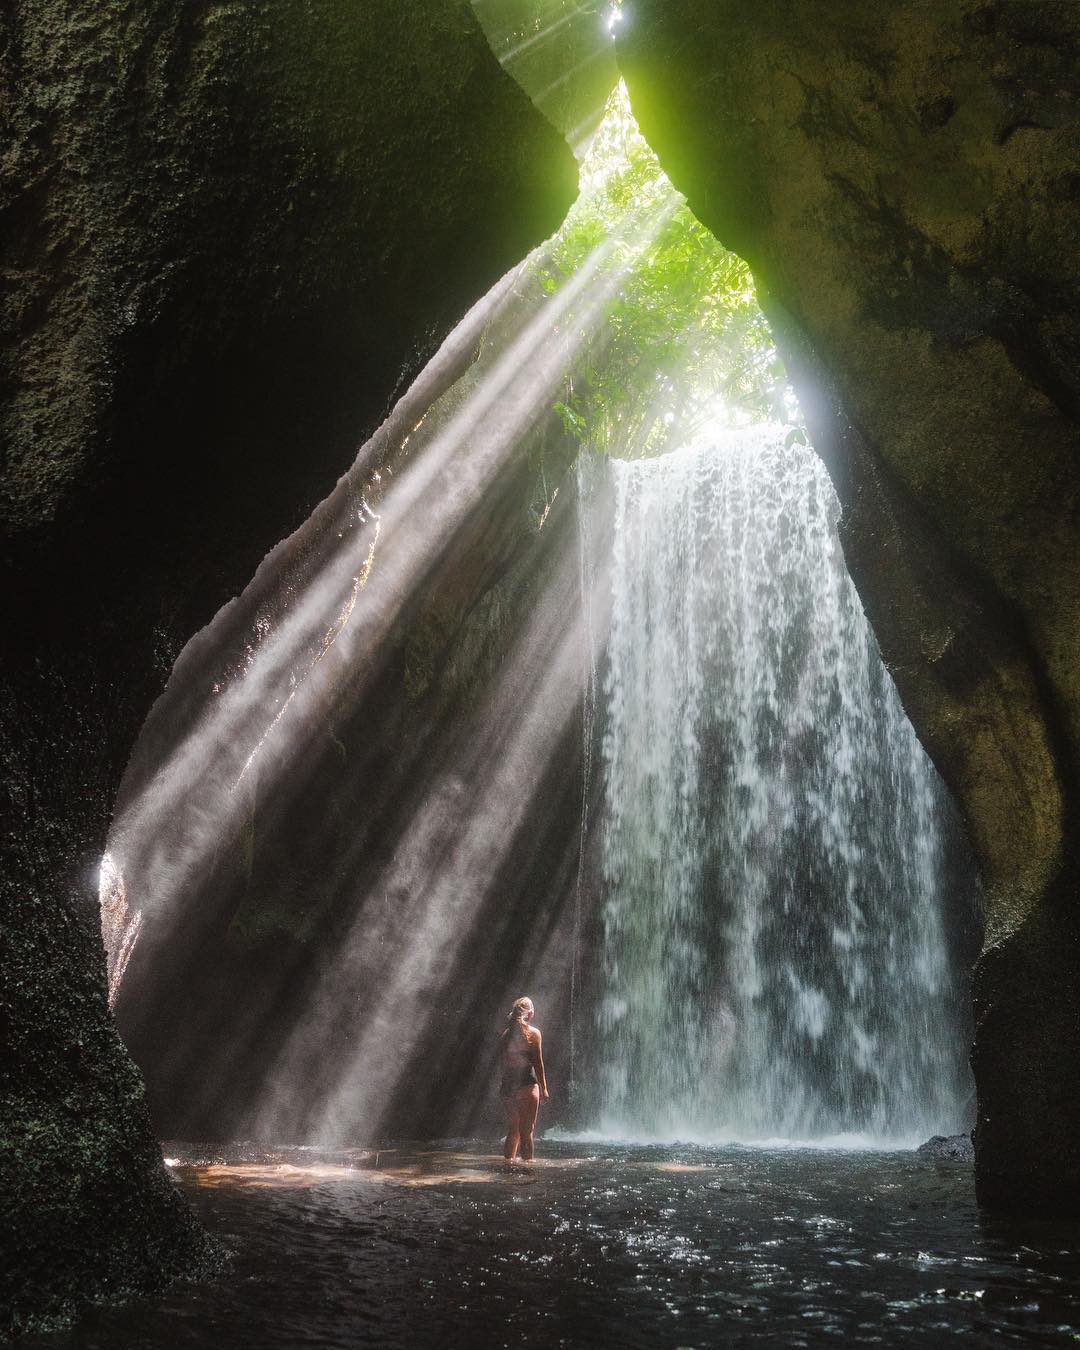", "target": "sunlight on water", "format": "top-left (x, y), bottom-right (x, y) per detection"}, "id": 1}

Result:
top-left (45, 1141), bottom-right (1080, 1350)
top-left (546, 1126), bottom-right (926, 1152)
